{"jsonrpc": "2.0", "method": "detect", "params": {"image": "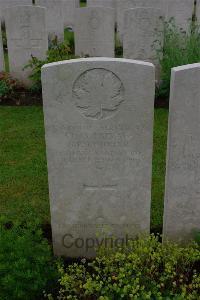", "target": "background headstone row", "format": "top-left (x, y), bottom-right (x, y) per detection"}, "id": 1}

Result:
top-left (0, 1), bottom-right (199, 84)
